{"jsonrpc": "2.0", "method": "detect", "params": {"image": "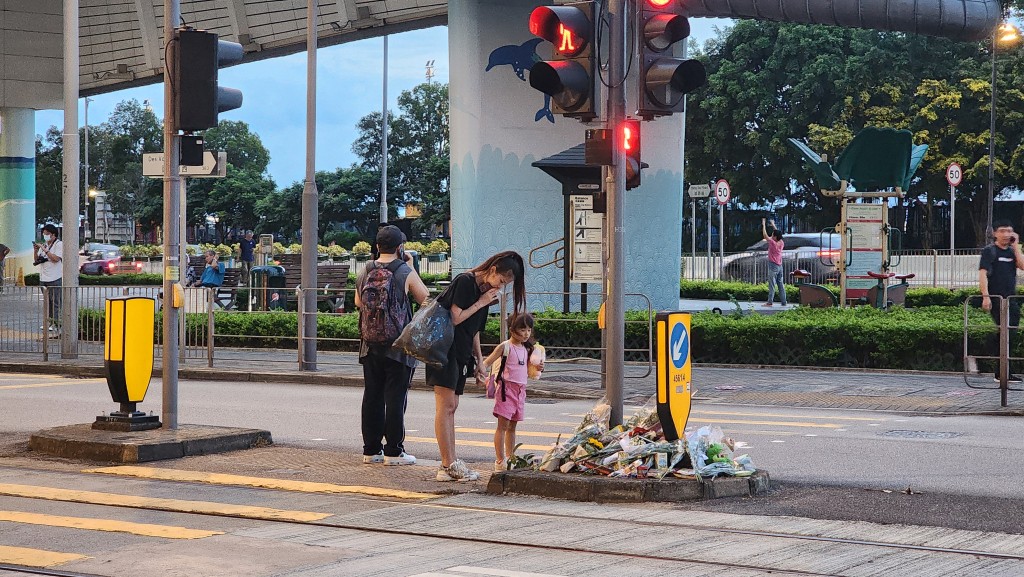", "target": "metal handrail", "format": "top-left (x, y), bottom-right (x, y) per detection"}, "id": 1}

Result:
top-left (528, 237), bottom-right (565, 269)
